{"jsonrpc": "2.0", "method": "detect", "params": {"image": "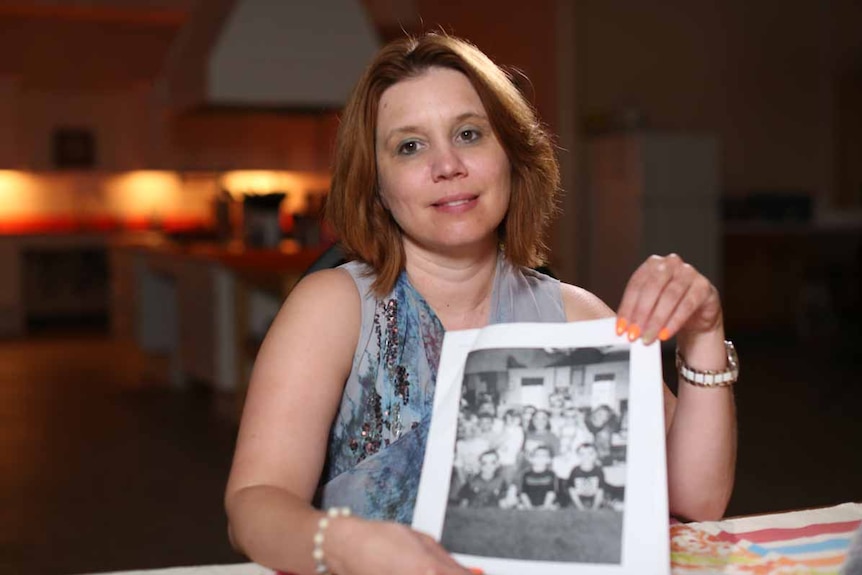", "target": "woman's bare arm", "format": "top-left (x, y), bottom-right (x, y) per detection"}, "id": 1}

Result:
top-left (561, 259), bottom-right (737, 522)
top-left (225, 268), bottom-right (360, 572)
top-left (225, 269), bottom-right (472, 575)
